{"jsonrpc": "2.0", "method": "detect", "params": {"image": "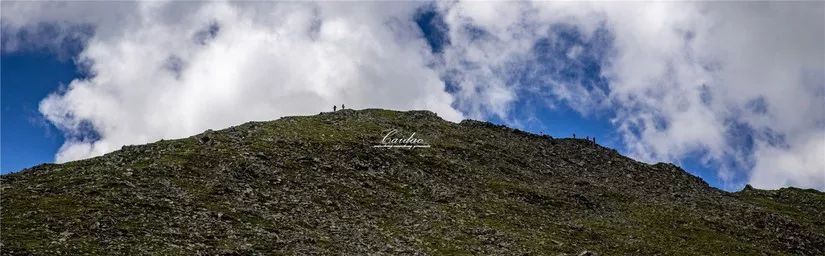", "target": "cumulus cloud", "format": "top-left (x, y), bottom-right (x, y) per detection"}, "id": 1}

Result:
top-left (4, 1), bottom-right (461, 162)
top-left (433, 1), bottom-right (824, 189)
top-left (2, 1), bottom-right (822, 190)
